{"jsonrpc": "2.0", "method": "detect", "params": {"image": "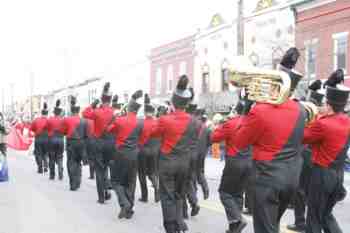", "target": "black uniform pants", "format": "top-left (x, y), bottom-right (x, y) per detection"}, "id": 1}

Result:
top-left (48, 139), bottom-right (64, 179)
top-left (34, 139), bottom-right (48, 173)
top-left (196, 151), bottom-right (209, 198)
top-left (86, 138), bottom-right (96, 179)
top-left (244, 166), bottom-right (254, 212)
top-left (111, 151), bottom-right (138, 209)
top-left (219, 156), bottom-right (252, 224)
top-left (159, 155), bottom-right (190, 233)
top-left (185, 152), bottom-right (199, 208)
top-left (66, 139), bottom-right (84, 190)
top-left (94, 138), bottom-right (113, 202)
top-left (138, 149), bottom-right (158, 200)
top-left (253, 158), bottom-right (302, 233)
top-left (306, 166), bottom-right (344, 233)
